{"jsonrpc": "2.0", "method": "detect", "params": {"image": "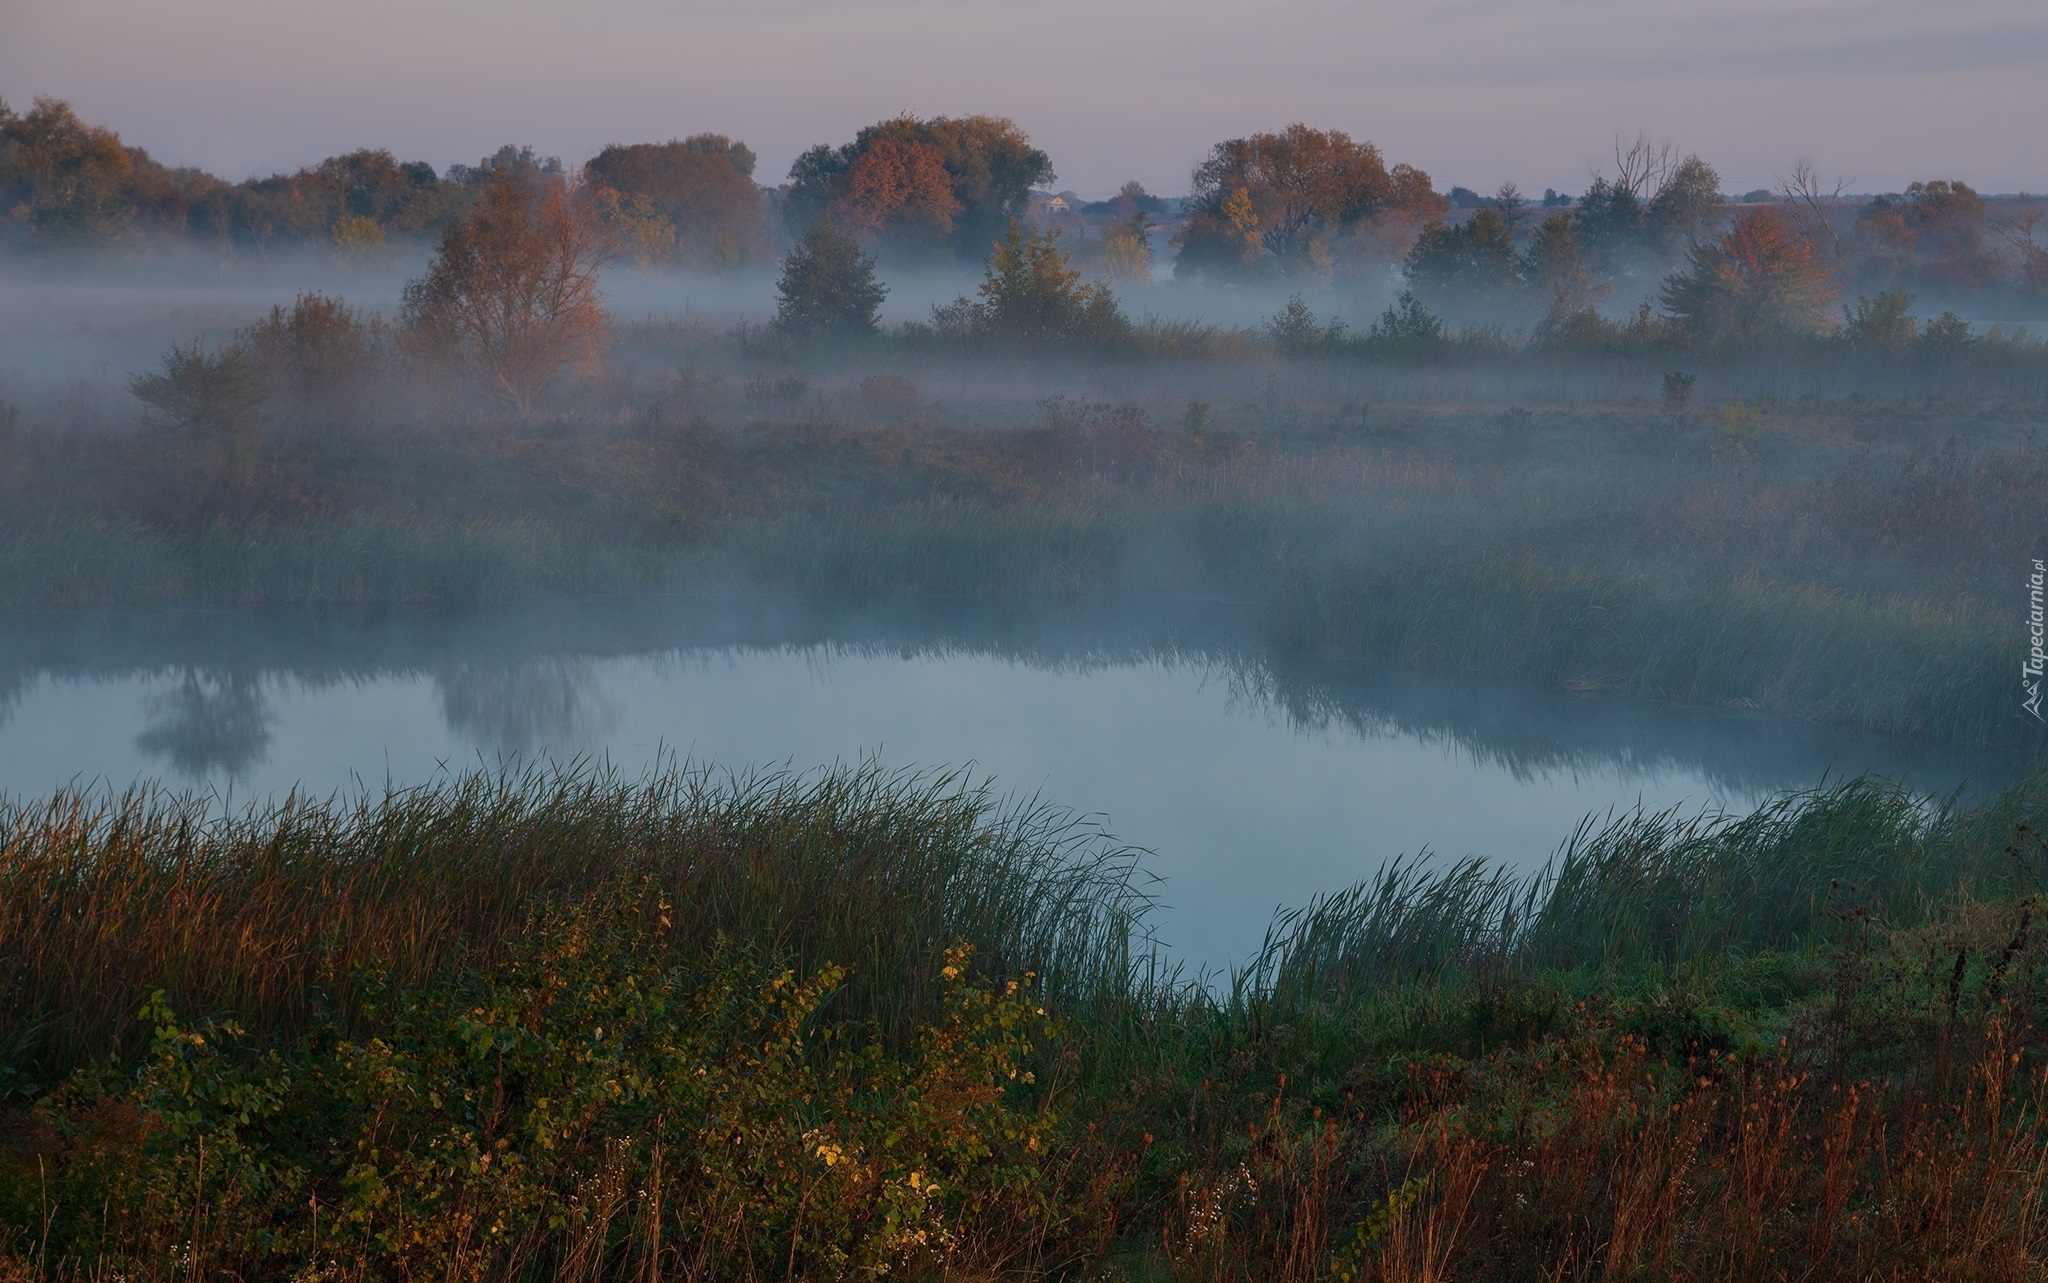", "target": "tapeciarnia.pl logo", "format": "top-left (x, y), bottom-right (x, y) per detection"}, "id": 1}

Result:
top-left (2027, 558), bottom-right (2045, 721)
